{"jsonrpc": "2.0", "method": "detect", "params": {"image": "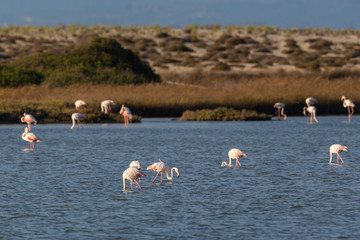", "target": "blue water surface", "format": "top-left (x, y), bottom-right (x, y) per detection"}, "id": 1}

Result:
top-left (1, 116), bottom-right (360, 239)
